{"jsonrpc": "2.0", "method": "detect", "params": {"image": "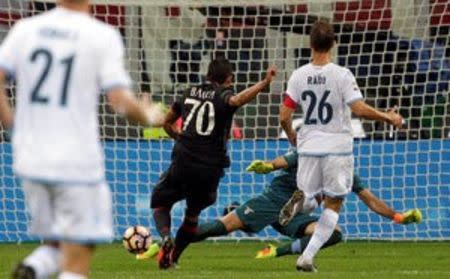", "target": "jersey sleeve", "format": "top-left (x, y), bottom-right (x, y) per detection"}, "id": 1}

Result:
top-left (283, 149), bottom-right (299, 168)
top-left (219, 88), bottom-right (235, 105)
top-left (340, 70), bottom-right (363, 105)
top-left (351, 174), bottom-right (366, 194)
top-left (0, 22), bottom-right (22, 79)
top-left (285, 71), bottom-right (301, 105)
top-left (99, 29), bottom-right (132, 93)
